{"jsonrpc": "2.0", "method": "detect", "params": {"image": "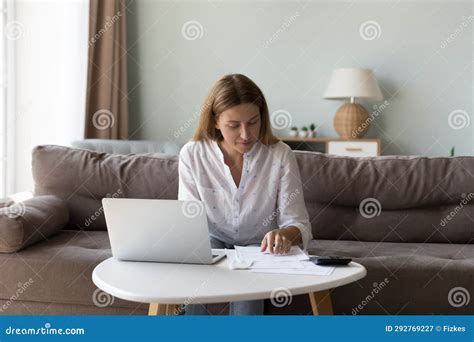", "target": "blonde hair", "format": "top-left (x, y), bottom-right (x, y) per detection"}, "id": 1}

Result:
top-left (192, 74), bottom-right (279, 145)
